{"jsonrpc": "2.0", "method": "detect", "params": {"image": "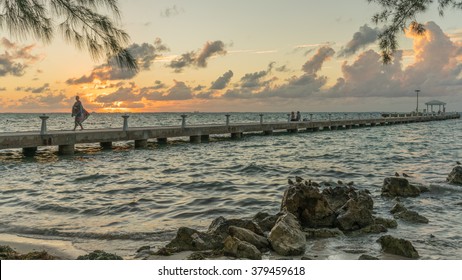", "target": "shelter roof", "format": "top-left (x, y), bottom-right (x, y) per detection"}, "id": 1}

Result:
top-left (425, 100), bottom-right (446, 105)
